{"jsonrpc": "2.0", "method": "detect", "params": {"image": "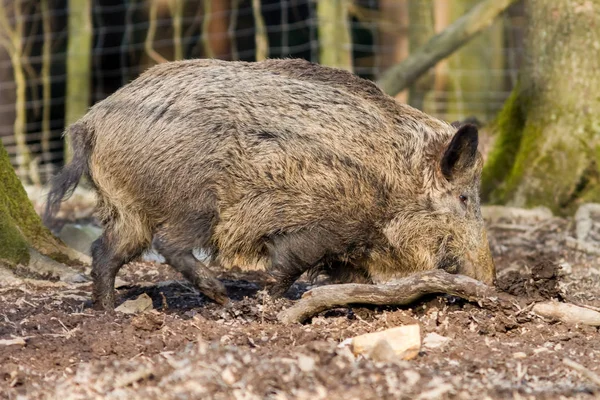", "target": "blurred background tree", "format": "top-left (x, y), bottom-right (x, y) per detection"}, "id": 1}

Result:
top-left (2, 0), bottom-right (598, 215)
